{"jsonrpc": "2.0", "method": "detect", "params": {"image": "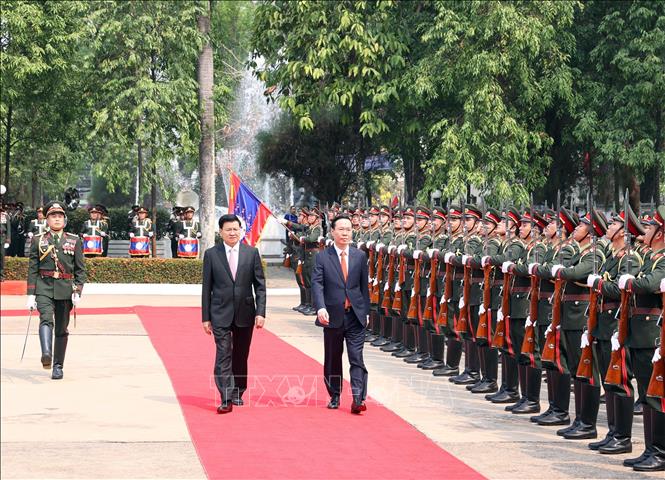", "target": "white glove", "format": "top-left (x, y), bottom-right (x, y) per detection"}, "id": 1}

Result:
top-left (431, 248), bottom-right (440, 255)
top-left (587, 274), bottom-right (601, 288)
top-left (26, 295), bottom-right (37, 310)
top-left (366, 240), bottom-right (375, 248)
top-left (318, 236), bottom-right (325, 243)
top-left (425, 287), bottom-right (431, 297)
top-left (394, 282), bottom-right (401, 292)
top-left (100, 231), bottom-right (107, 237)
top-left (545, 324), bottom-right (552, 336)
top-left (653, 348), bottom-right (662, 364)
top-left (71, 293), bottom-right (81, 306)
top-left (357, 241), bottom-right (364, 249)
top-left (478, 304), bottom-right (486, 315)
top-left (372, 277), bottom-right (378, 286)
top-left (439, 295), bottom-right (446, 305)
top-left (326, 239), bottom-right (333, 246)
top-left (376, 243), bottom-right (385, 251)
top-left (426, 248), bottom-right (434, 258)
top-left (196, 232), bottom-right (202, 238)
top-left (388, 245), bottom-right (396, 253)
top-left (525, 316), bottom-right (533, 328)
top-left (148, 232), bottom-right (153, 237)
top-left (397, 244), bottom-right (407, 254)
top-left (444, 252), bottom-right (455, 264)
top-left (528, 263), bottom-right (539, 275)
top-left (551, 264), bottom-right (564, 277)
top-left (129, 233), bottom-right (135, 238)
top-left (661, 278), bottom-right (665, 293)
top-left (481, 255), bottom-right (491, 267)
top-left (618, 274), bottom-right (635, 290)
top-left (4, 242), bottom-right (10, 248)
top-left (497, 309), bottom-right (504, 322)
top-left (580, 331), bottom-right (590, 349)
top-left (458, 297), bottom-right (465, 309)
top-left (611, 331), bottom-right (621, 351)
top-left (299, 236), bottom-right (305, 243)
top-left (413, 249), bottom-right (422, 260)
top-left (178, 234), bottom-right (185, 239)
top-left (278, 218), bottom-right (287, 225)
top-left (27, 232), bottom-right (33, 238)
top-left (461, 254), bottom-right (470, 265)
top-left (502, 261), bottom-right (514, 273)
